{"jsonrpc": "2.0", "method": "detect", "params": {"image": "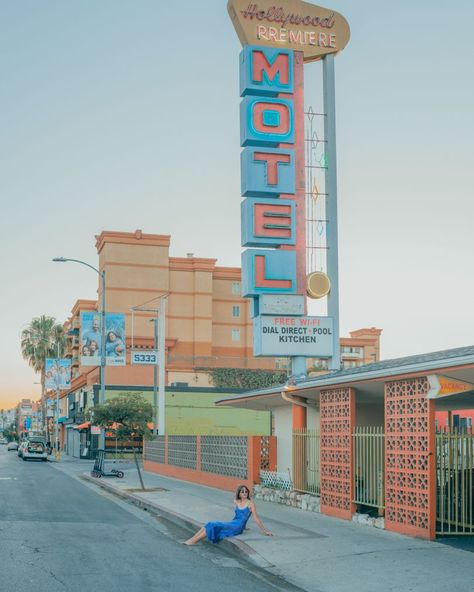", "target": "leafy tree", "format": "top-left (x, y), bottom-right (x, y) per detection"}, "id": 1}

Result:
top-left (20, 315), bottom-right (66, 439)
top-left (207, 368), bottom-right (287, 390)
top-left (88, 393), bottom-right (153, 441)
